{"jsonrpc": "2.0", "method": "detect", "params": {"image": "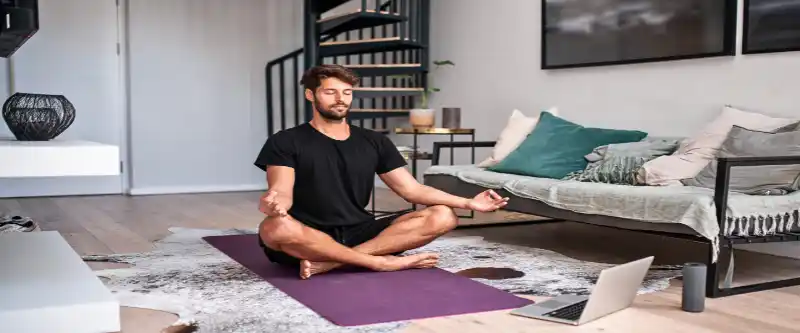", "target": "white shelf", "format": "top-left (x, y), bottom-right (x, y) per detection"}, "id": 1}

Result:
top-left (0, 231), bottom-right (120, 333)
top-left (0, 139), bottom-right (120, 178)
